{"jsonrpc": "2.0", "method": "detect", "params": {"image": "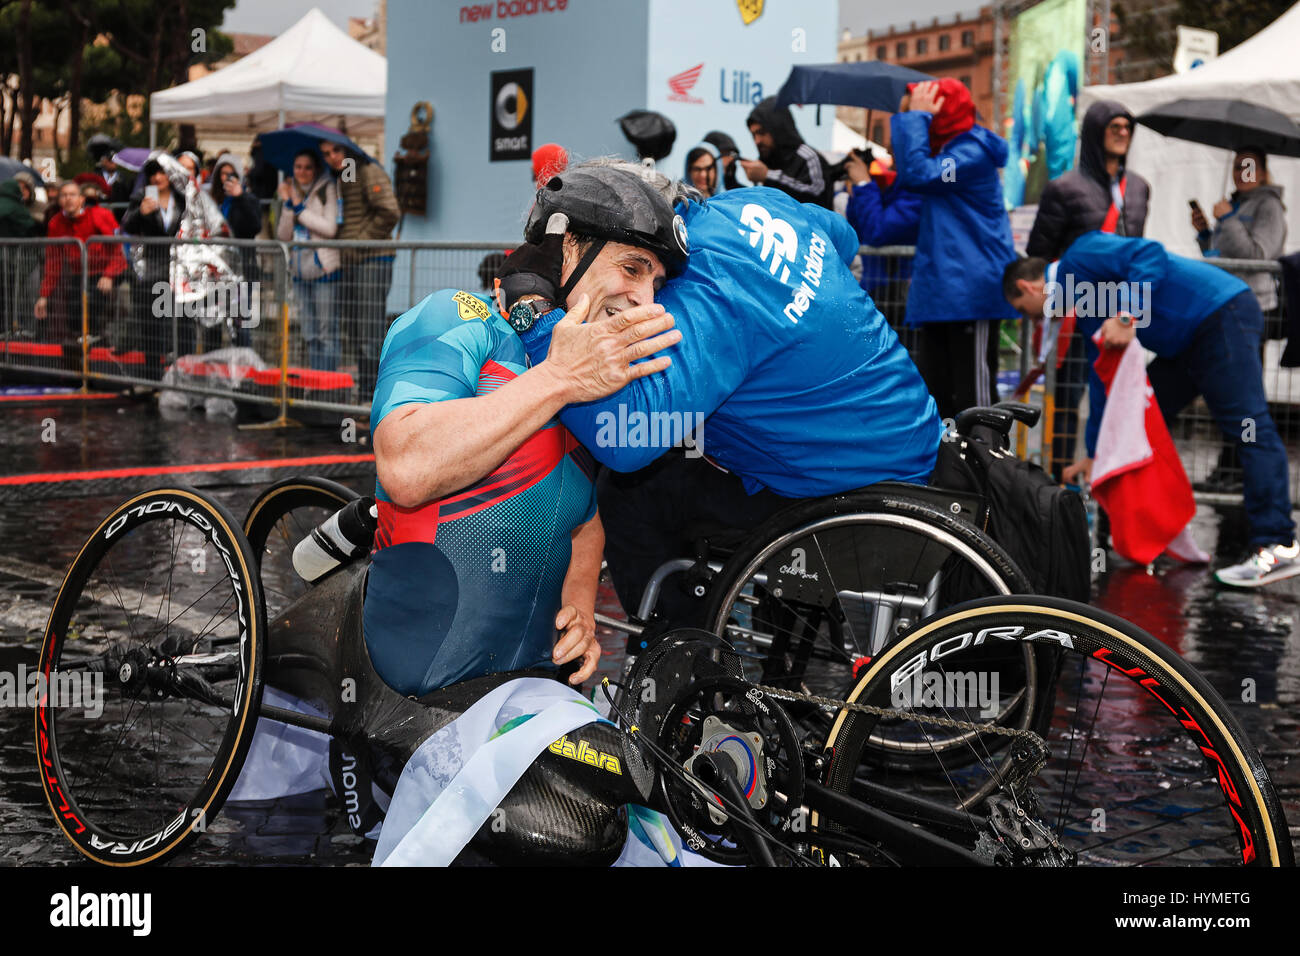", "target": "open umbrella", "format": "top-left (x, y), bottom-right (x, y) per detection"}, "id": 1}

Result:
top-left (256, 122), bottom-right (377, 174)
top-left (0, 156), bottom-right (39, 184)
top-left (1135, 98), bottom-right (1300, 157)
top-left (775, 61), bottom-right (936, 113)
